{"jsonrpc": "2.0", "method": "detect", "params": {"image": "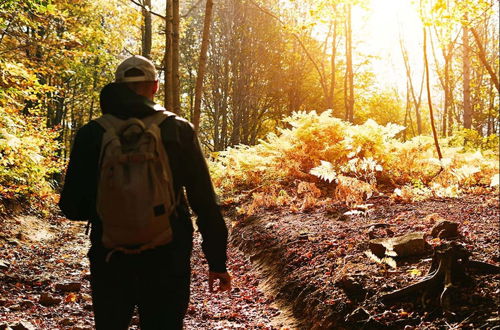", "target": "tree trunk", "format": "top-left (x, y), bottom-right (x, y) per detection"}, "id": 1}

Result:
top-left (88, 57), bottom-right (100, 121)
top-left (141, 0), bottom-right (152, 59)
top-left (400, 36), bottom-right (423, 135)
top-left (345, 3), bottom-right (354, 122)
top-left (424, 27), bottom-right (442, 160)
top-left (220, 57), bottom-right (230, 150)
top-left (172, 0), bottom-right (181, 115)
top-left (462, 21), bottom-right (472, 129)
top-left (193, 0), bottom-right (214, 131)
top-left (163, 0), bottom-right (173, 111)
top-left (404, 80), bottom-right (416, 139)
top-left (443, 43), bottom-right (453, 137)
top-left (327, 13), bottom-right (337, 112)
top-left (470, 26), bottom-right (500, 93)
top-left (343, 65), bottom-right (348, 121)
top-left (440, 44), bottom-right (453, 138)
